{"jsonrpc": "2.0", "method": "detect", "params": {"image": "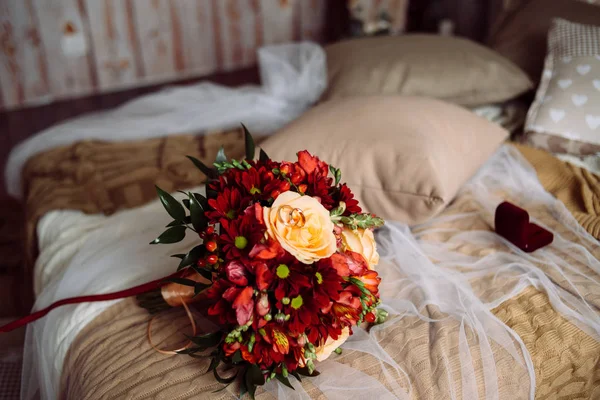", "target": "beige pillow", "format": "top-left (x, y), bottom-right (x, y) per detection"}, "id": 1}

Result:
top-left (262, 96), bottom-right (509, 224)
top-left (322, 34), bottom-right (532, 107)
top-left (523, 19), bottom-right (600, 155)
